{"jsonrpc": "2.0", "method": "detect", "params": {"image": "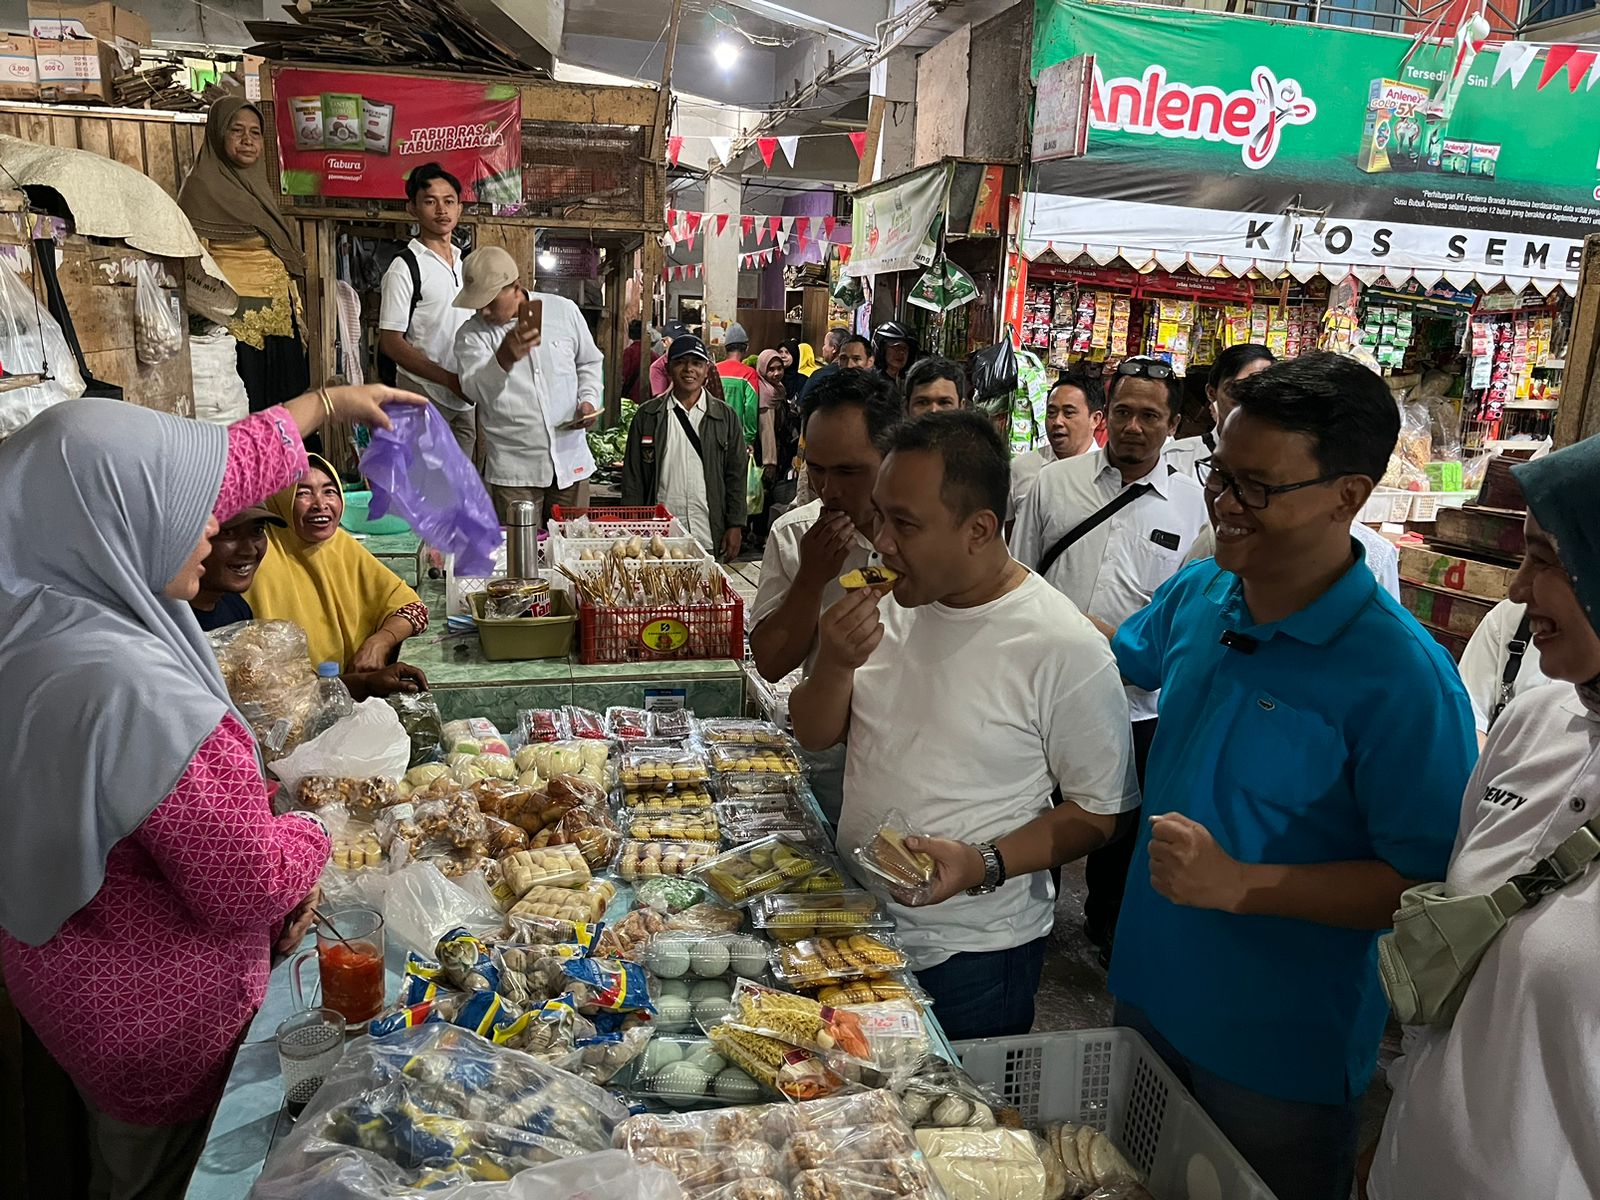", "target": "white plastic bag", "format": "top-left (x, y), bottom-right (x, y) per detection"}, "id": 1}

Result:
top-left (269, 698), bottom-right (411, 796)
top-left (133, 259), bottom-right (183, 366)
top-left (0, 254), bottom-right (85, 437)
top-left (381, 861), bottom-right (504, 956)
top-left (188, 324), bottom-right (248, 425)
